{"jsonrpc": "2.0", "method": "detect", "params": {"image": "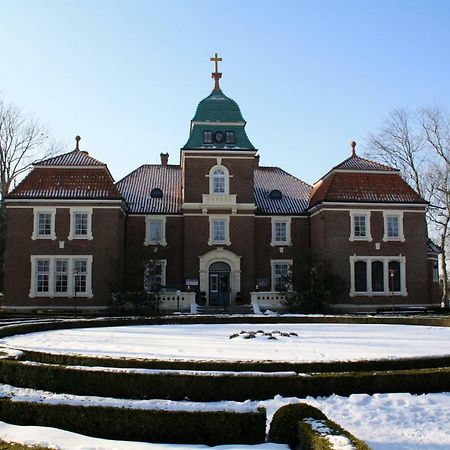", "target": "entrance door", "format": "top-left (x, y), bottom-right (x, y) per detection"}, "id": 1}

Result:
top-left (209, 262), bottom-right (231, 307)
